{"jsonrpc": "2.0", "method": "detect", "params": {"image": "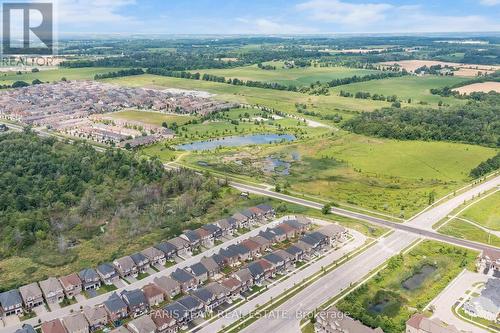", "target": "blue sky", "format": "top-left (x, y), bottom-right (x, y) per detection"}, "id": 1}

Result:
top-left (4, 0), bottom-right (500, 35)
